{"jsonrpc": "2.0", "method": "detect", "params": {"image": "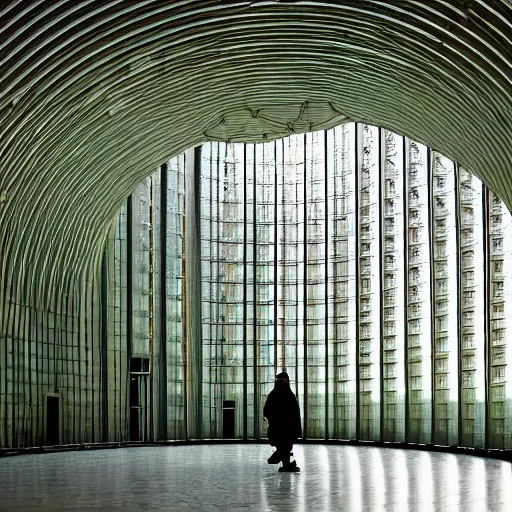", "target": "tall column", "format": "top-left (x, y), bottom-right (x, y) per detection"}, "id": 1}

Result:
top-left (184, 146), bottom-right (203, 439)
